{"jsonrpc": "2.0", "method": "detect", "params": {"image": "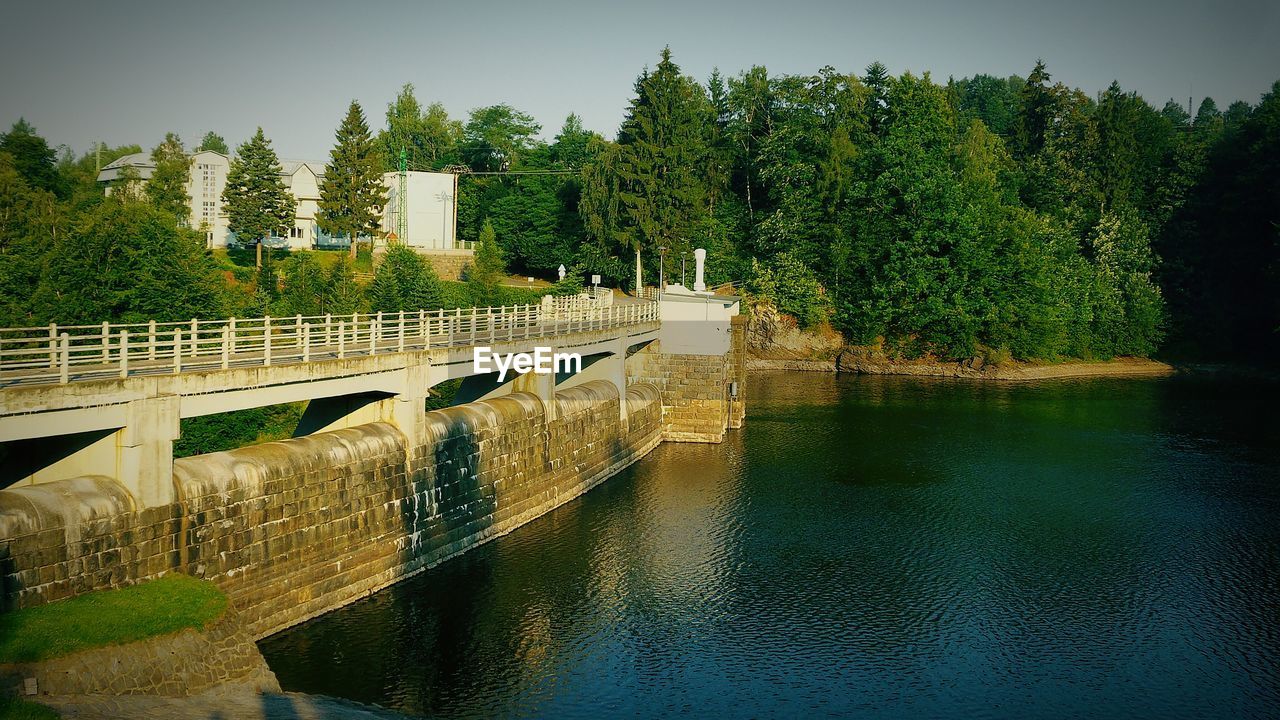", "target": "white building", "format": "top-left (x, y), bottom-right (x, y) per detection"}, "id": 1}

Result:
top-left (99, 152), bottom-right (460, 253)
